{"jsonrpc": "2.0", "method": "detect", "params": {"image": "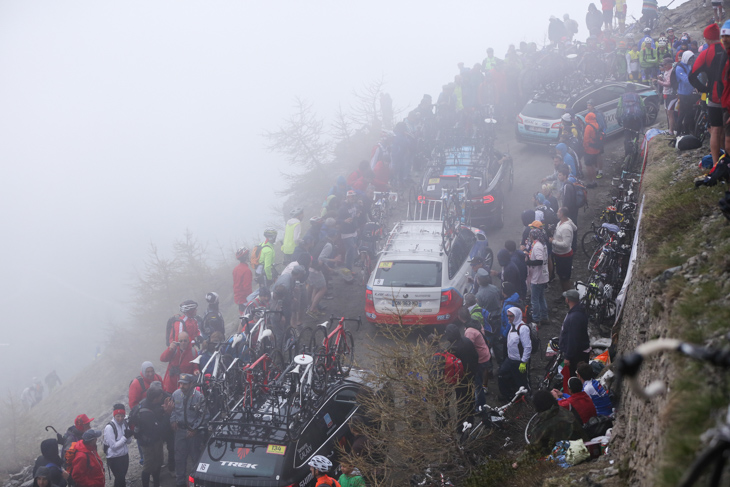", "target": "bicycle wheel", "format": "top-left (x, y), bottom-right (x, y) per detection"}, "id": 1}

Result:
top-left (207, 439), bottom-right (227, 462)
top-left (332, 330), bottom-right (355, 376)
top-left (581, 229), bottom-right (600, 258)
top-left (505, 396), bottom-right (533, 445)
top-left (311, 326), bottom-right (329, 353)
top-left (296, 327), bottom-right (314, 355)
top-left (482, 247), bottom-right (494, 272)
top-left (369, 204), bottom-right (384, 224)
top-left (267, 349), bottom-right (285, 384)
top-left (524, 413), bottom-right (539, 444)
top-left (312, 363), bottom-right (328, 395)
top-left (282, 326), bottom-right (300, 363)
